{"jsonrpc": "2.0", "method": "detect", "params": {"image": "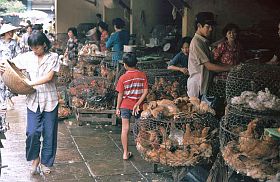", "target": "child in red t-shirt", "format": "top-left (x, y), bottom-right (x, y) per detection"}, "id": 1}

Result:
top-left (116, 53), bottom-right (148, 160)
